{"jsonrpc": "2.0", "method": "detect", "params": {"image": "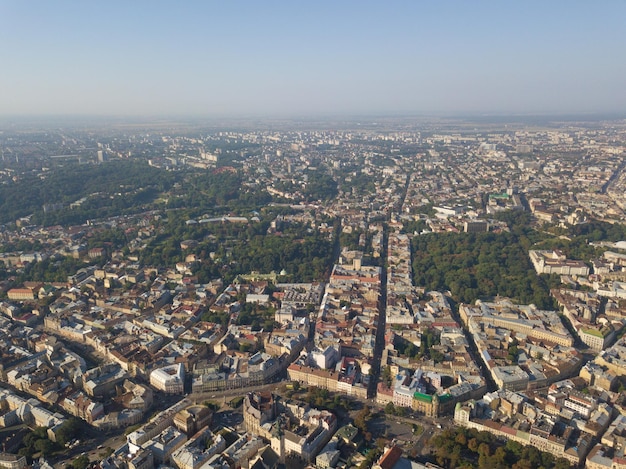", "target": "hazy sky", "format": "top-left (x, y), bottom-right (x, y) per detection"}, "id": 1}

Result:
top-left (1, 1), bottom-right (625, 117)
